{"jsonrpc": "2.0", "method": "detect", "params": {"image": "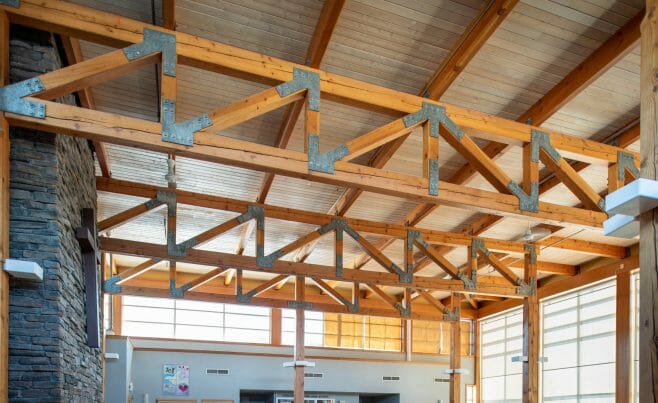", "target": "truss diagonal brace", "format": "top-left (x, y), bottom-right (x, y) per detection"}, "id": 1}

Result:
top-left (0, 77), bottom-right (45, 118)
top-left (507, 130), bottom-right (562, 212)
top-left (123, 28), bottom-right (177, 77)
